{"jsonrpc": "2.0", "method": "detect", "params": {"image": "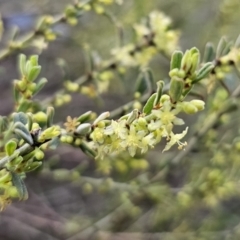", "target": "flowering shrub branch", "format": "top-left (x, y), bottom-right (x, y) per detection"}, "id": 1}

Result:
top-left (0, 1), bottom-right (240, 217)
